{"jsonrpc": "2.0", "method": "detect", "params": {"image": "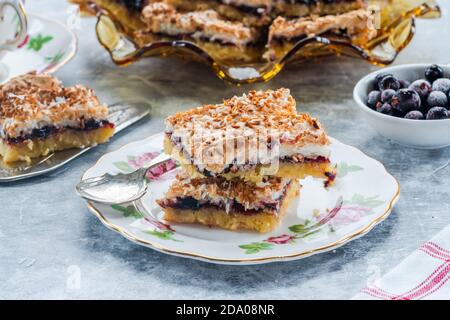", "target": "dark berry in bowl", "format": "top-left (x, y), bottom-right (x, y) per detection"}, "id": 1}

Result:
top-left (427, 91), bottom-right (448, 108)
top-left (381, 89), bottom-right (396, 103)
top-left (426, 107), bottom-right (449, 120)
top-left (399, 79), bottom-right (410, 89)
top-left (378, 75), bottom-right (401, 91)
top-left (404, 110), bottom-right (424, 120)
top-left (432, 78), bottom-right (450, 95)
top-left (374, 73), bottom-right (392, 90)
top-left (391, 89), bottom-right (421, 113)
top-left (392, 109), bottom-right (406, 118)
top-left (419, 104), bottom-right (431, 116)
top-left (425, 64), bottom-right (444, 83)
top-left (377, 103), bottom-right (394, 115)
top-left (409, 79), bottom-right (431, 102)
top-left (367, 90), bottom-right (381, 109)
